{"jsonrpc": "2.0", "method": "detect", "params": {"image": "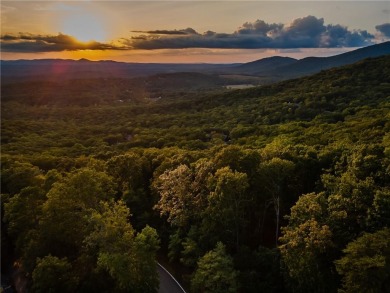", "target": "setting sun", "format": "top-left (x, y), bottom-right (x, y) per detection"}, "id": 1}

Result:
top-left (61, 13), bottom-right (107, 42)
top-left (1, 1), bottom-right (389, 62)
